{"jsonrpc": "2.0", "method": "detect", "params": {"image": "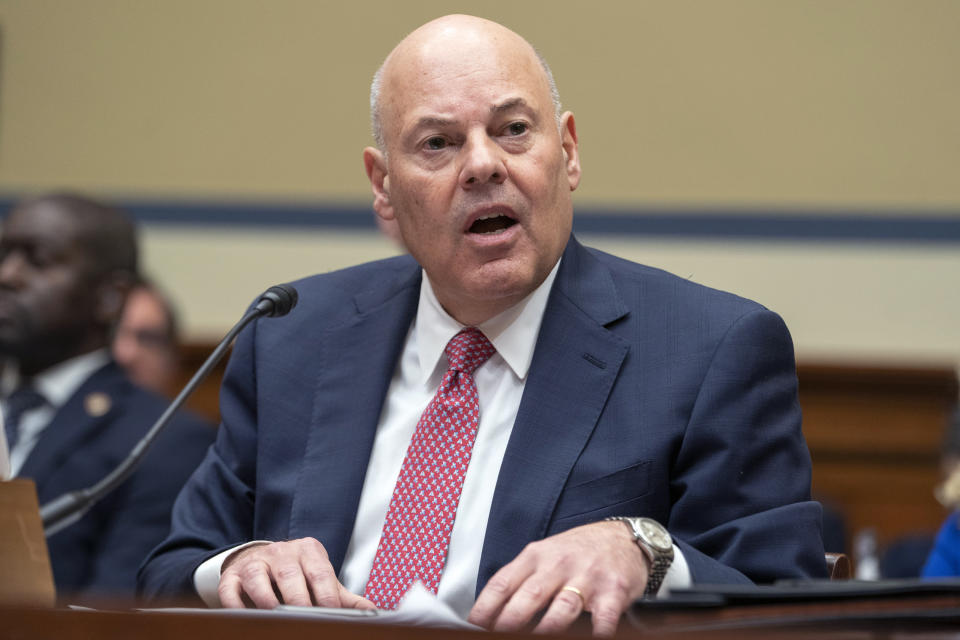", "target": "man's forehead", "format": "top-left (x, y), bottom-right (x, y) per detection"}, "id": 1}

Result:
top-left (3, 204), bottom-right (86, 250)
top-left (382, 48), bottom-right (548, 129)
top-left (383, 17), bottom-right (544, 93)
